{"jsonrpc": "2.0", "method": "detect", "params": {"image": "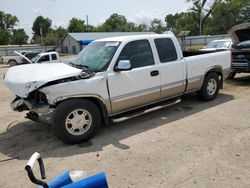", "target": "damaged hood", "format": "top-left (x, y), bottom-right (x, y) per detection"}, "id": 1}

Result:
top-left (14, 51), bottom-right (33, 64)
top-left (4, 63), bottom-right (82, 98)
top-left (229, 23), bottom-right (250, 45)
